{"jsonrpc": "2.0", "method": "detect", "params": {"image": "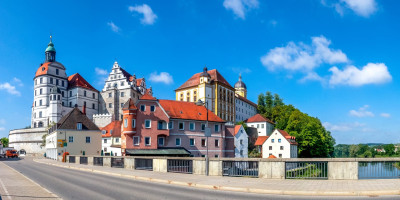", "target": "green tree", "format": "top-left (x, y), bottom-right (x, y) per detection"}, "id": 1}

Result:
top-left (0, 137), bottom-right (9, 147)
top-left (264, 92), bottom-right (274, 119)
top-left (383, 144), bottom-right (395, 156)
top-left (257, 93), bottom-right (266, 114)
top-left (349, 145), bottom-right (360, 157)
